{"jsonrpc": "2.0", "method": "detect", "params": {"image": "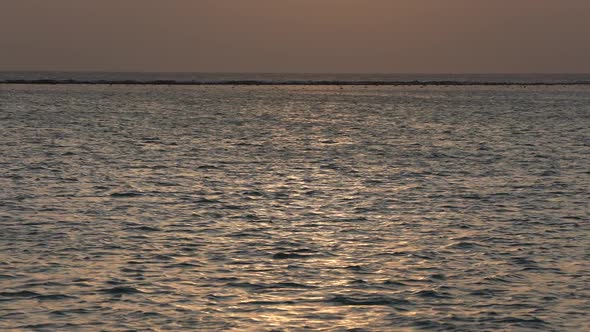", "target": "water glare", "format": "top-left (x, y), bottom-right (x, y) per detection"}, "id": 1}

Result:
top-left (0, 84), bottom-right (589, 331)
